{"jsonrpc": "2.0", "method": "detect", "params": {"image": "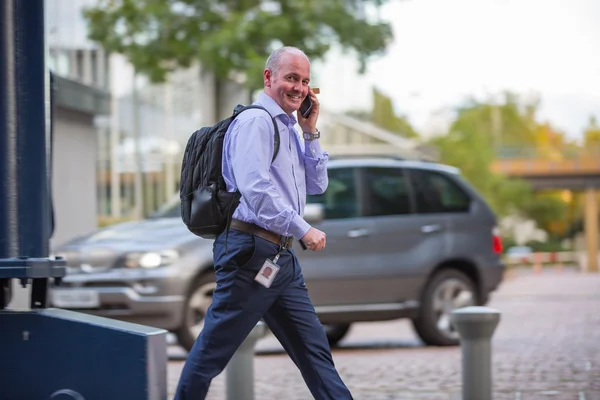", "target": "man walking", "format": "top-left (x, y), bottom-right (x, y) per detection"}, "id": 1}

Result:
top-left (174, 46), bottom-right (353, 399)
